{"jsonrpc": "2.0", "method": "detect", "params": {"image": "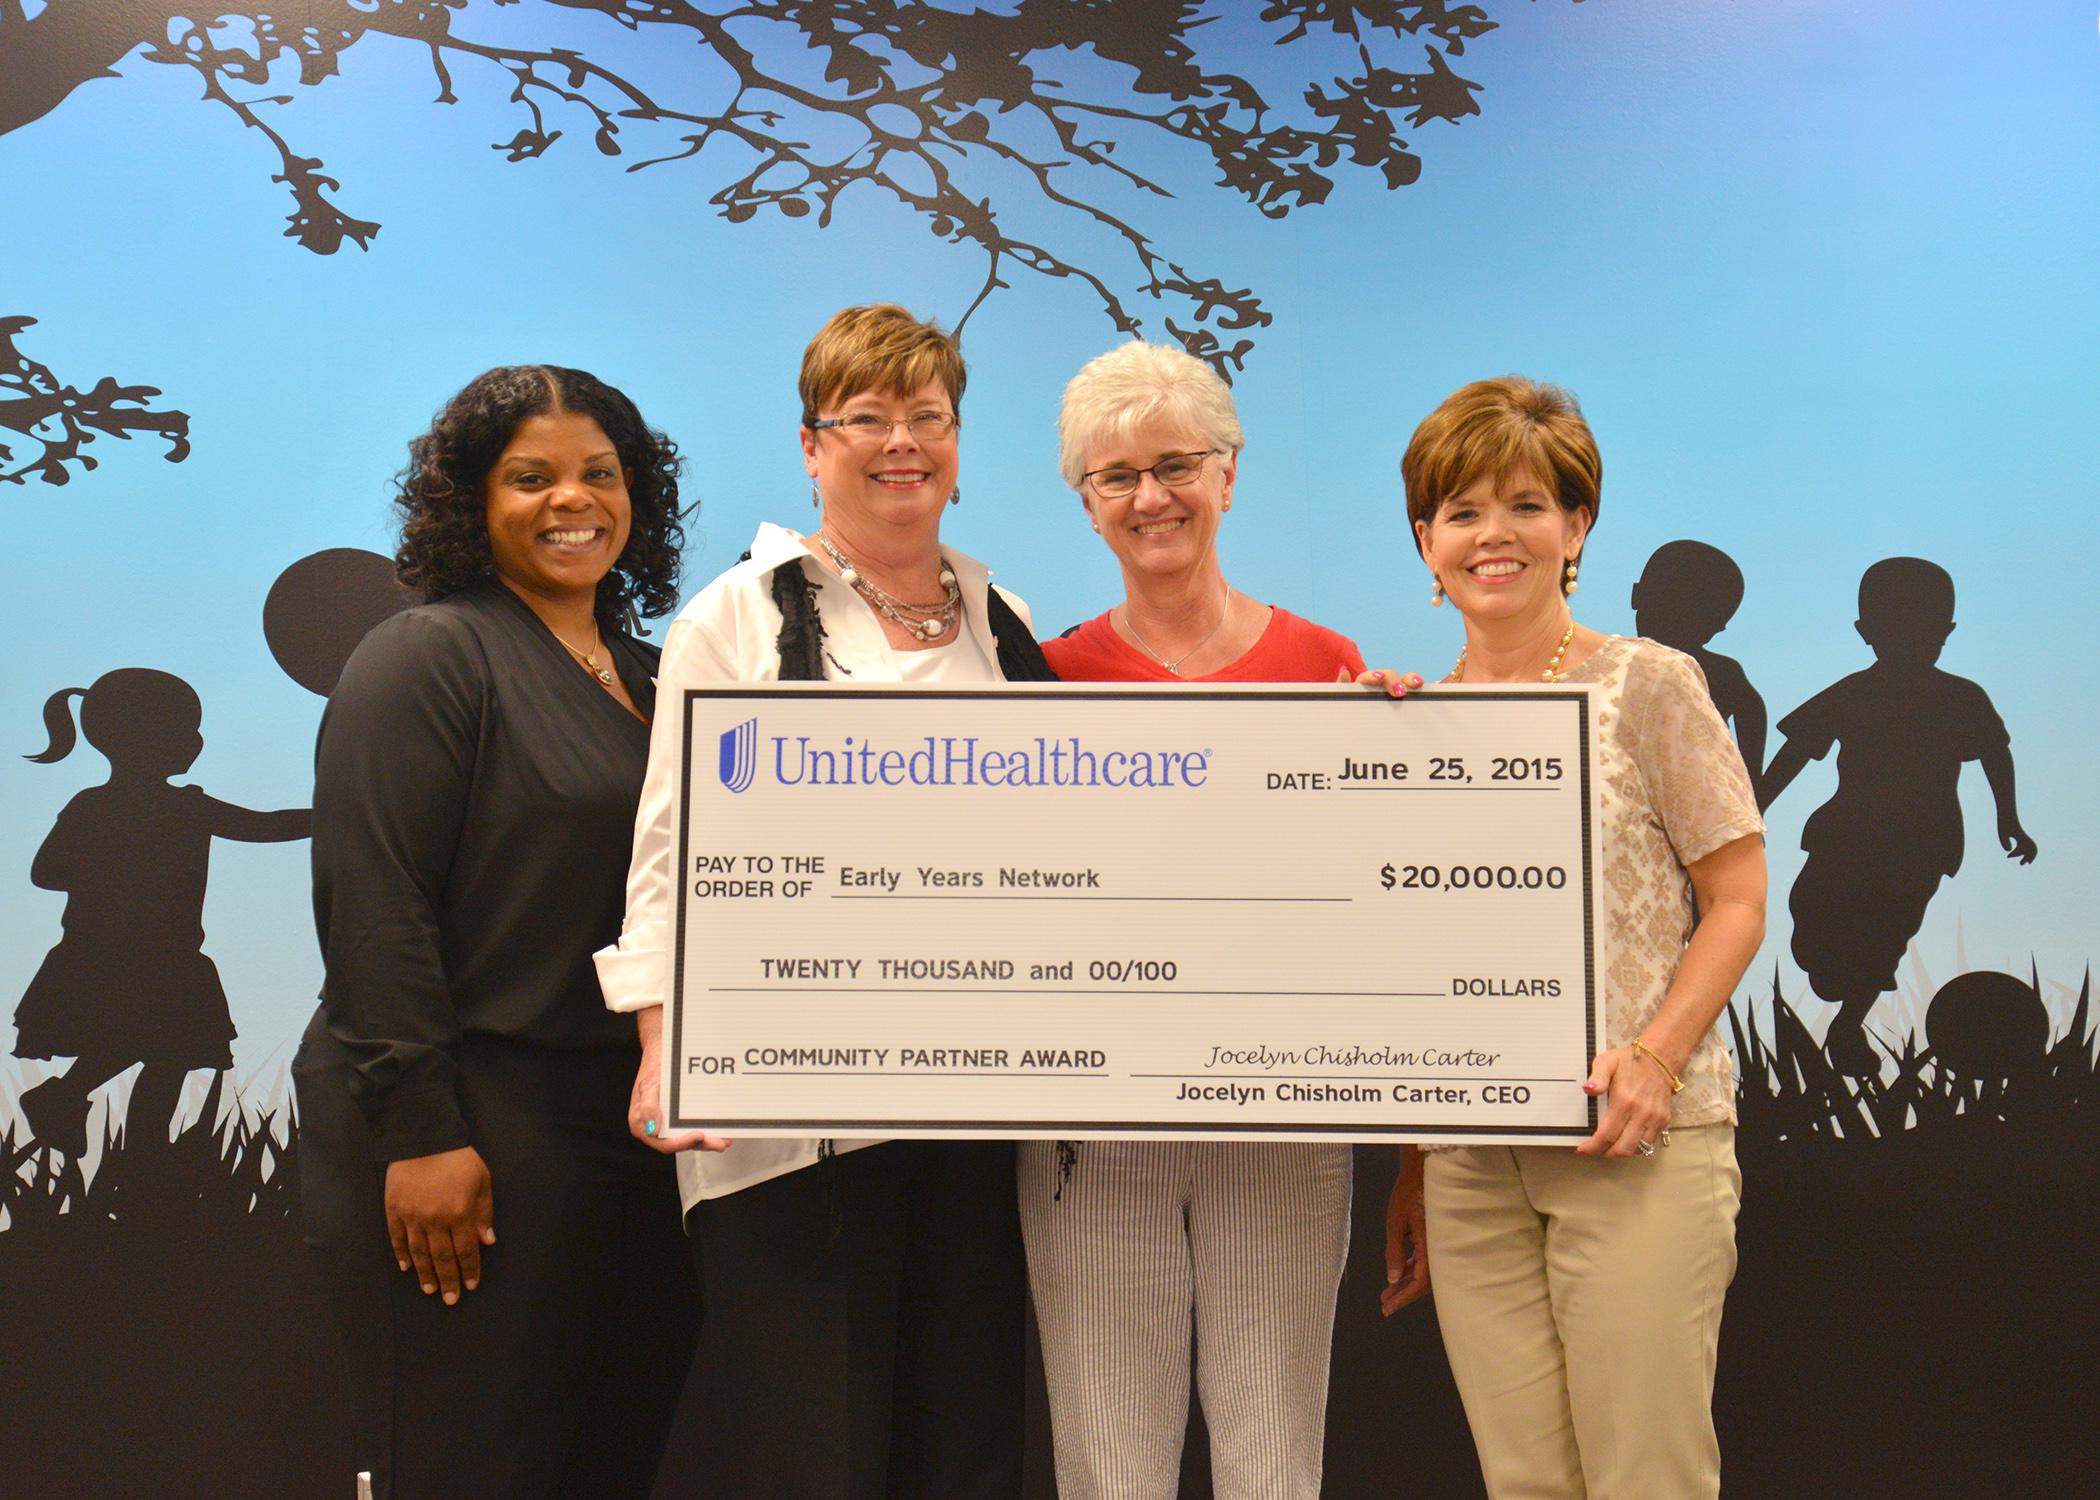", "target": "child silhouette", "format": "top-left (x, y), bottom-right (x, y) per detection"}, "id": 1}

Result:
top-left (1761, 558), bottom-right (2036, 1074)
top-left (1631, 540), bottom-right (1767, 783)
top-left (13, 668), bottom-right (309, 1157)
